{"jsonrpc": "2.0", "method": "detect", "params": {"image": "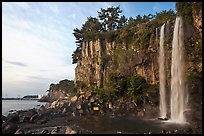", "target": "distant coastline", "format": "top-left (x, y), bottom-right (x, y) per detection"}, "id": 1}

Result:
top-left (2, 98), bottom-right (21, 100)
top-left (2, 94), bottom-right (43, 100)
